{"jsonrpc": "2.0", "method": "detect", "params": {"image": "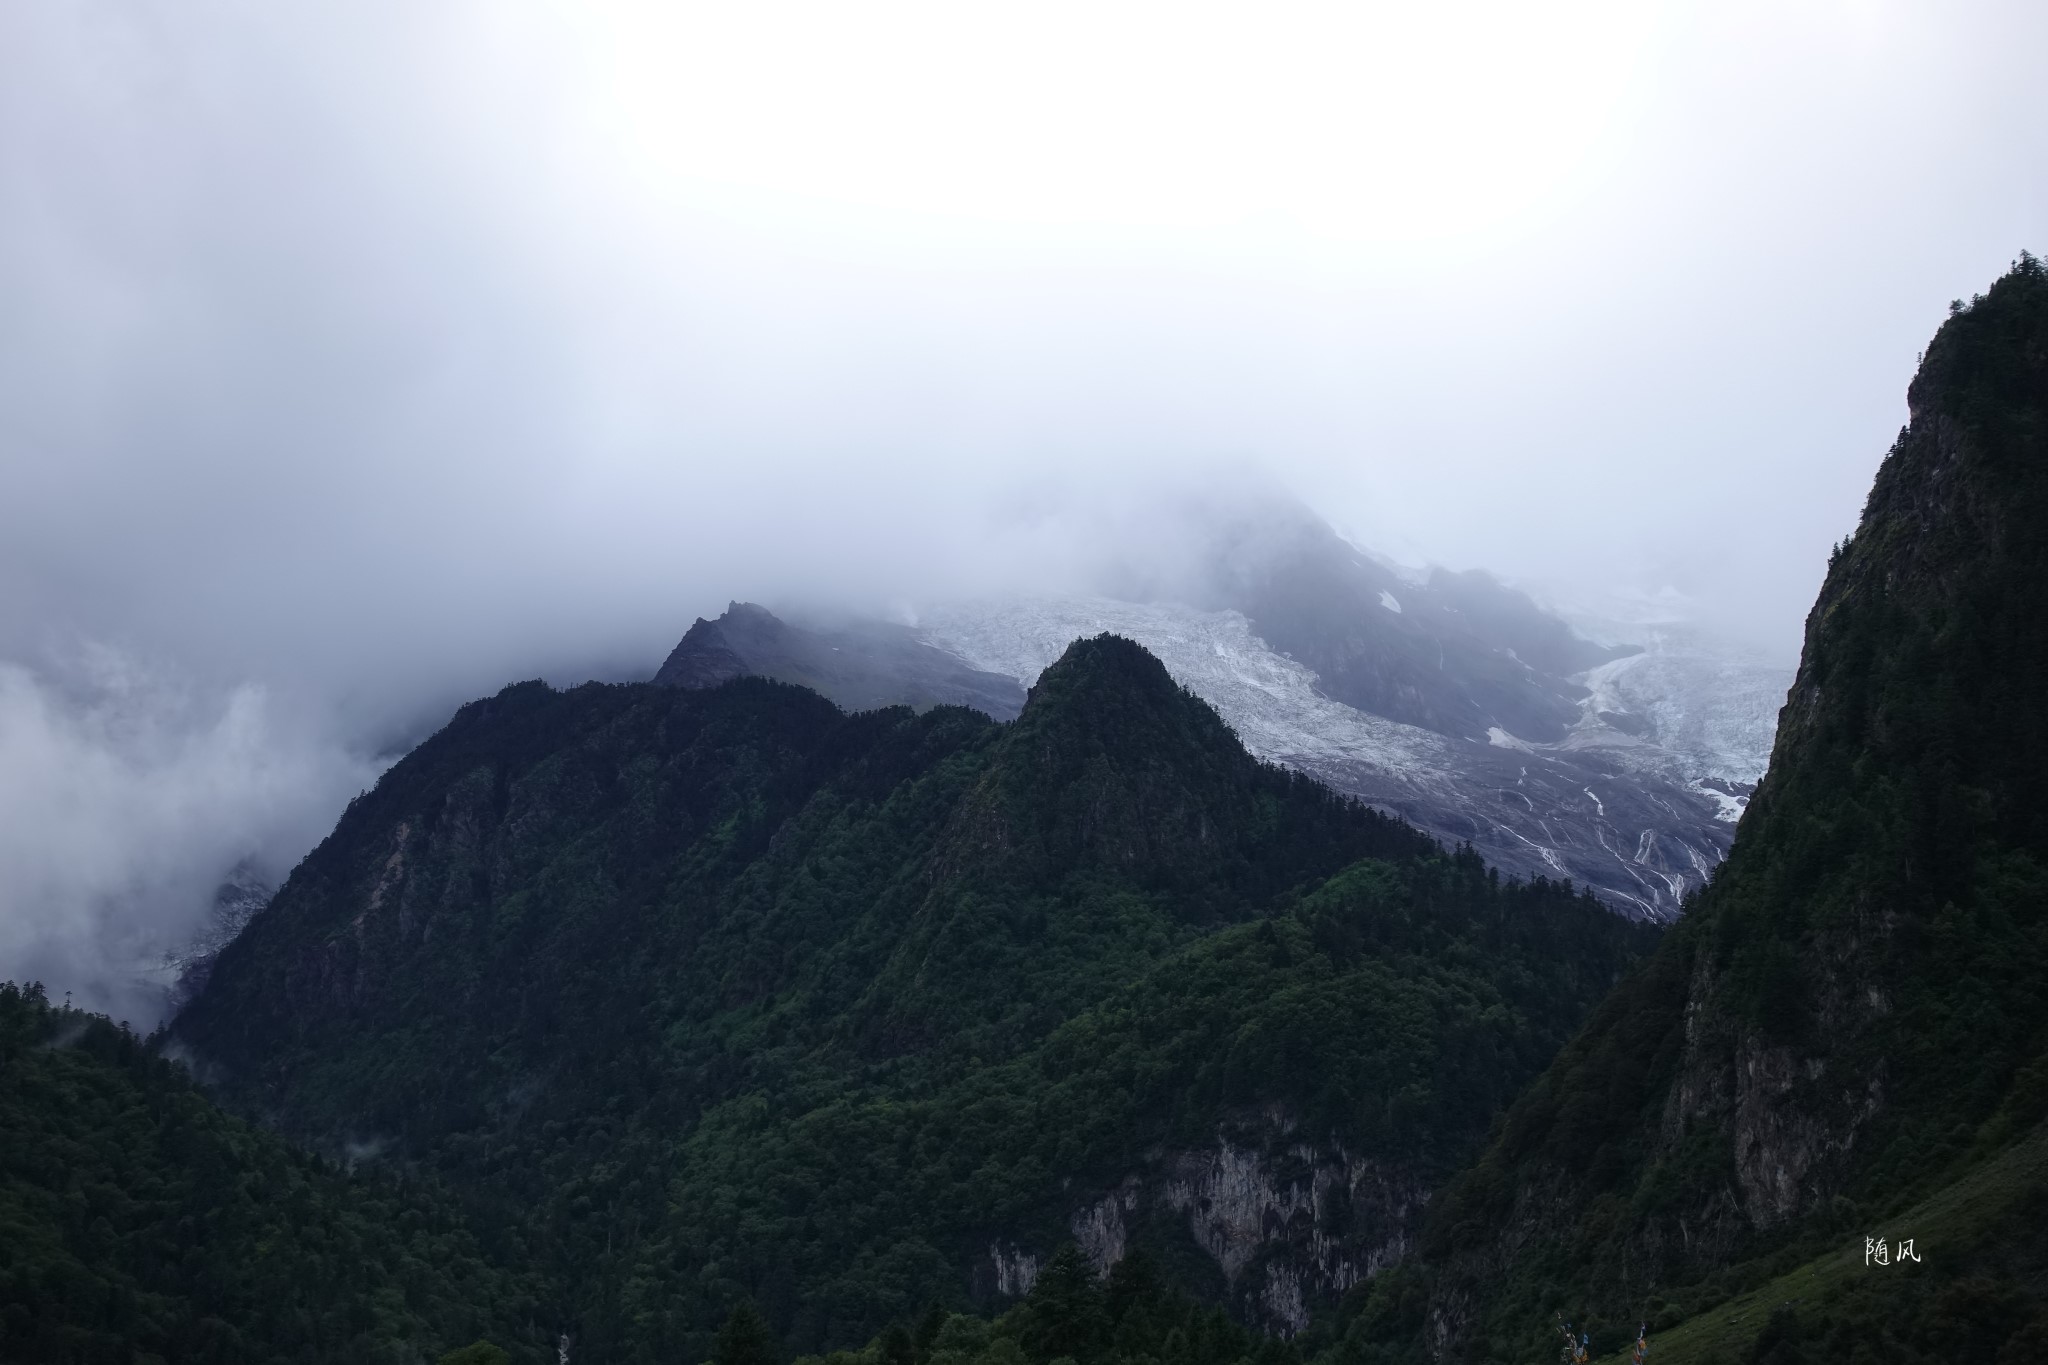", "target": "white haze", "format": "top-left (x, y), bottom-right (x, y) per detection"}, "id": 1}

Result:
top-left (0, 0), bottom-right (2042, 1016)
top-left (0, 649), bottom-right (383, 1026)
